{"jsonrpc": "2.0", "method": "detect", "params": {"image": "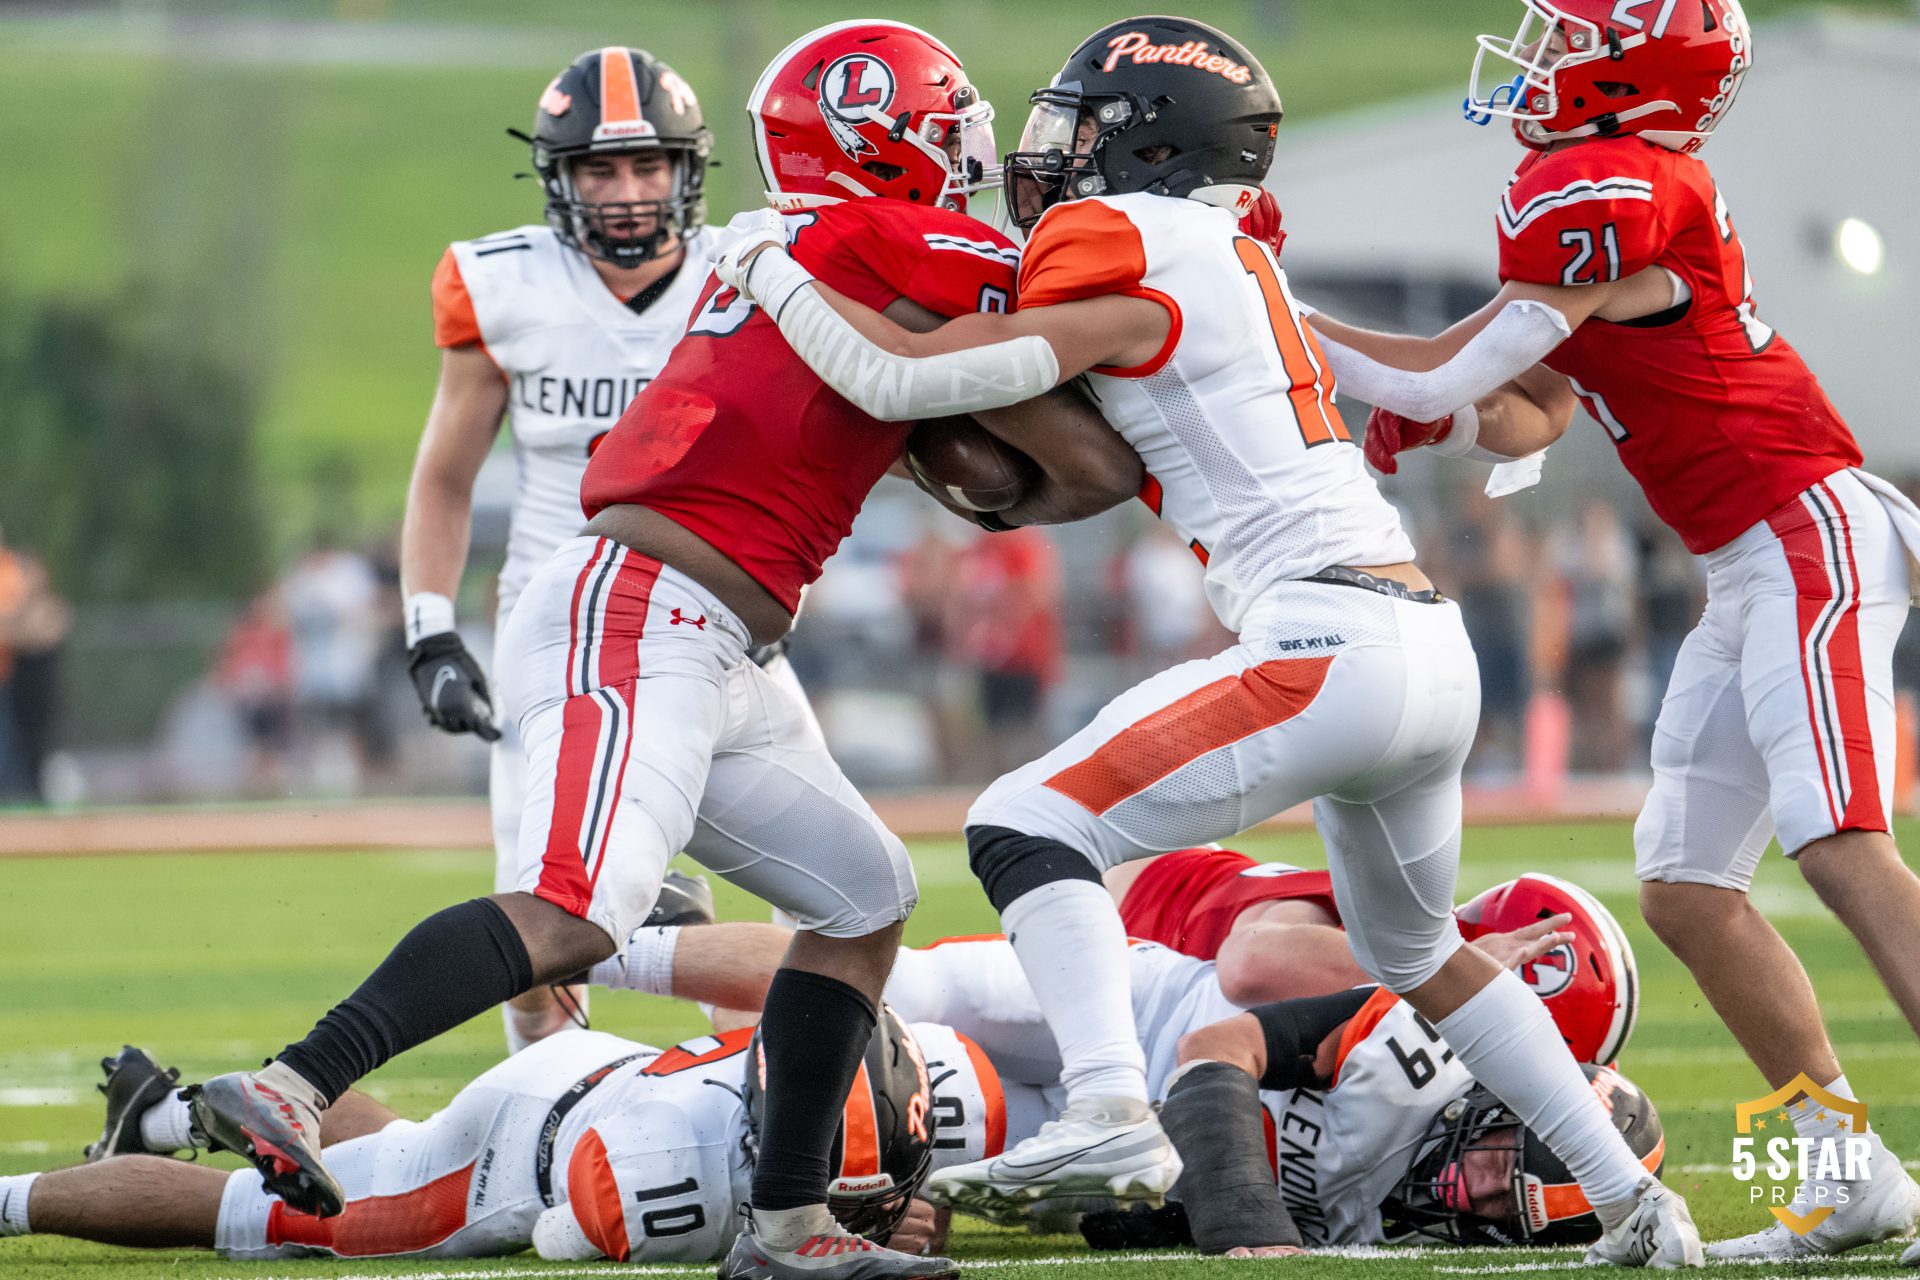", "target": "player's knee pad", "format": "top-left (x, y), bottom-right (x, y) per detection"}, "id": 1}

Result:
top-left (966, 824), bottom-right (1103, 914)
